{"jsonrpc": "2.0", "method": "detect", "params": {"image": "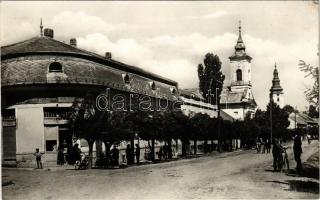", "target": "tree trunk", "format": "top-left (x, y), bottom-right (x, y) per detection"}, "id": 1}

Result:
top-left (211, 139), bottom-right (214, 152)
top-left (182, 140), bottom-right (187, 157)
top-left (88, 140), bottom-right (94, 169)
top-left (130, 139), bottom-right (135, 164)
top-left (193, 140), bottom-right (197, 155)
top-left (168, 140), bottom-right (172, 159)
top-left (176, 139), bottom-right (179, 154)
top-left (151, 139), bottom-right (155, 162)
top-left (103, 141), bottom-right (112, 167)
